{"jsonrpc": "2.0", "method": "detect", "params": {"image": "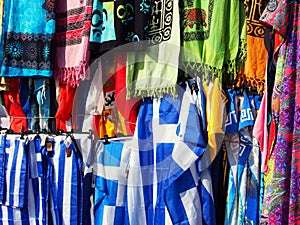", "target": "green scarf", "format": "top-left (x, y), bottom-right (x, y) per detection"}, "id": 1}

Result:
top-left (126, 0), bottom-right (180, 99)
top-left (180, 0), bottom-right (247, 83)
